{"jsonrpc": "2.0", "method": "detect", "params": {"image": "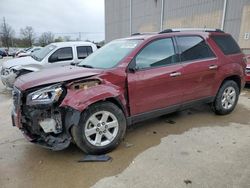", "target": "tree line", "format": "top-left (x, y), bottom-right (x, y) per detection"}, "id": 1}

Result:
top-left (0, 17), bottom-right (72, 49)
